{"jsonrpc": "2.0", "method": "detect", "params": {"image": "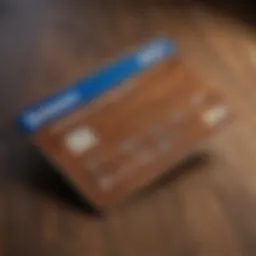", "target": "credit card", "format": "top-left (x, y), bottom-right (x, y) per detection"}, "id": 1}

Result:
top-left (17, 38), bottom-right (232, 207)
